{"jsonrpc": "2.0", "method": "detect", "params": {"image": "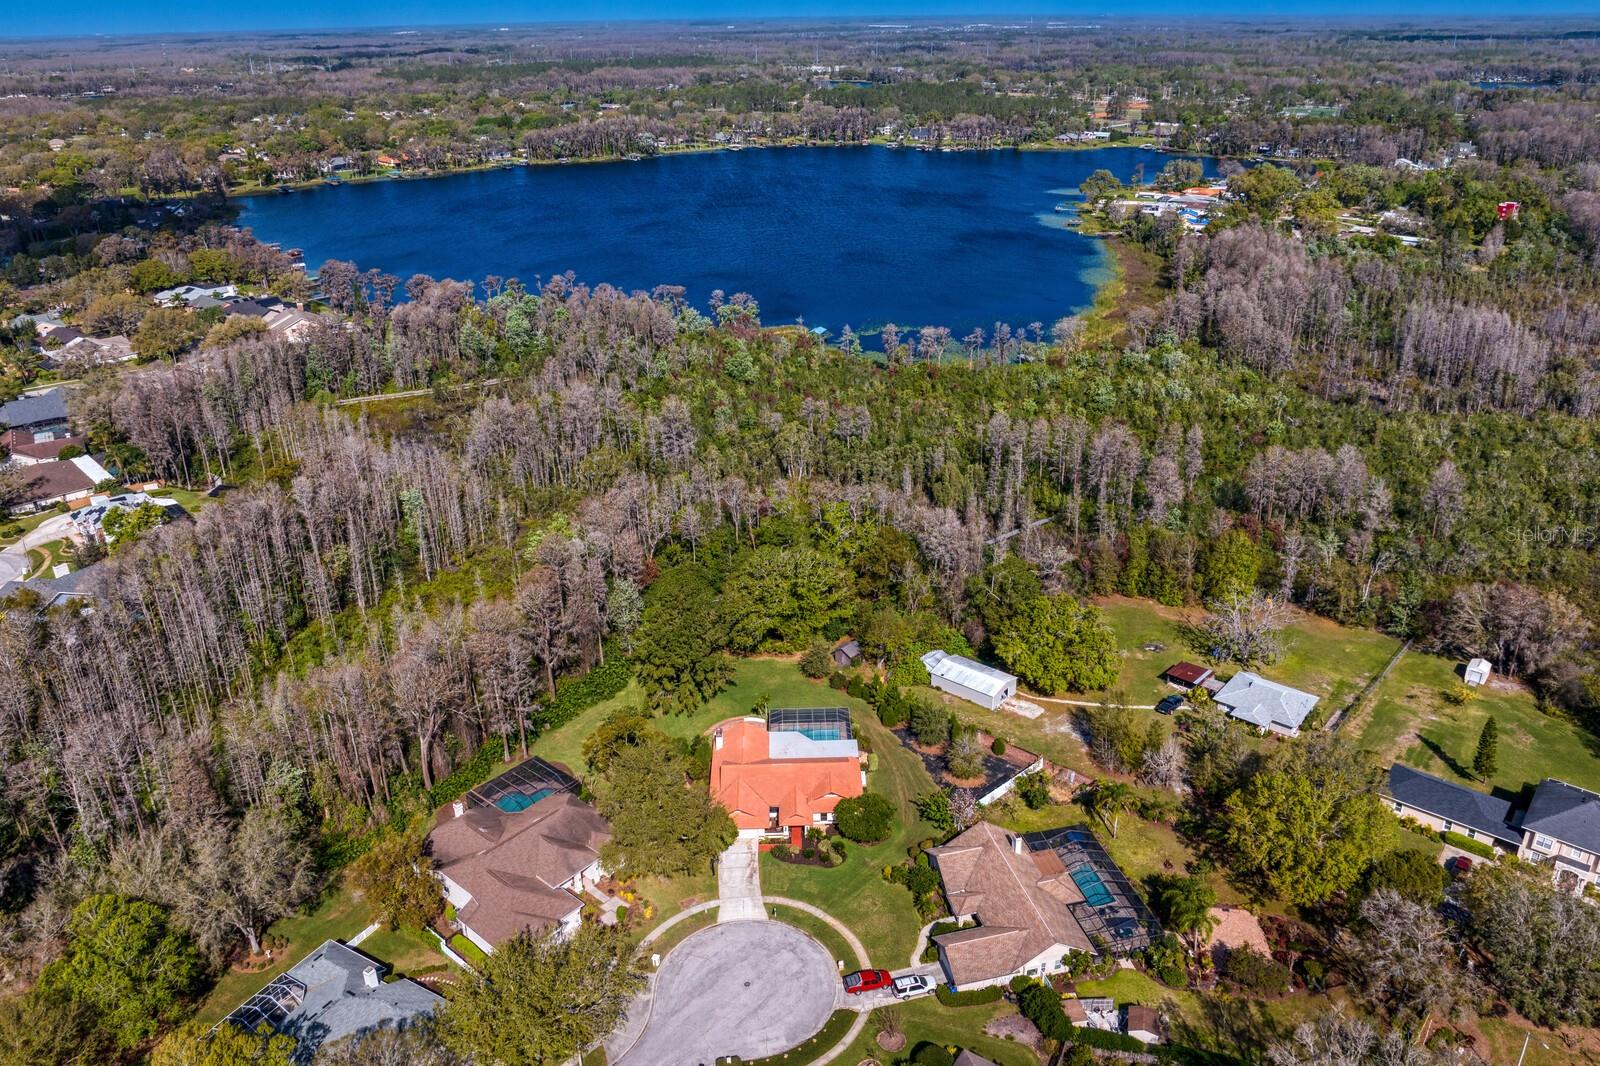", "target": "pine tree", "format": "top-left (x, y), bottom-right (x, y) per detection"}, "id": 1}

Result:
top-left (1473, 717), bottom-right (1499, 780)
